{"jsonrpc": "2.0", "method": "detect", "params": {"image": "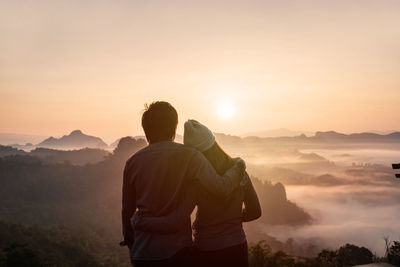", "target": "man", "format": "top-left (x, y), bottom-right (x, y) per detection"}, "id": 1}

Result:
top-left (122, 101), bottom-right (246, 266)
